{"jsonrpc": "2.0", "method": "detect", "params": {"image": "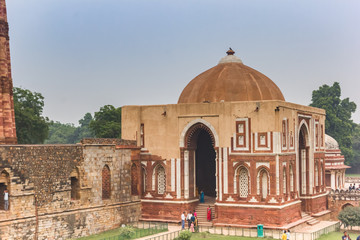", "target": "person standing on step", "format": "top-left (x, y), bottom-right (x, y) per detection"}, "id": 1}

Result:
top-left (200, 190), bottom-right (205, 203)
top-left (181, 211), bottom-right (186, 230)
top-left (286, 229), bottom-right (290, 240)
top-left (207, 205), bottom-right (212, 221)
top-left (193, 209), bottom-right (197, 218)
